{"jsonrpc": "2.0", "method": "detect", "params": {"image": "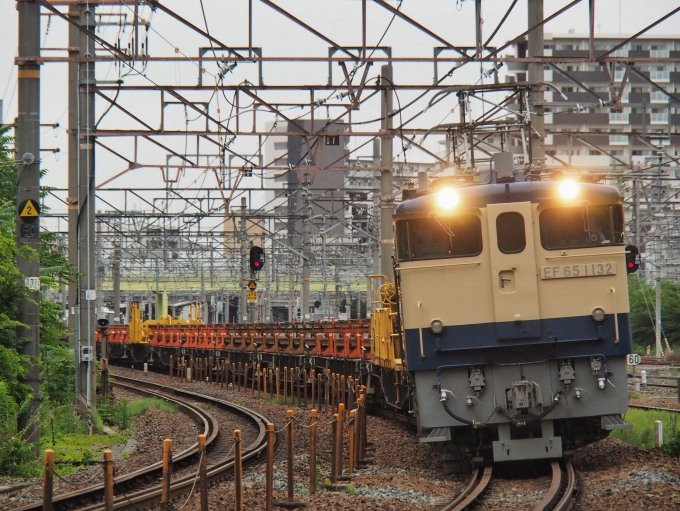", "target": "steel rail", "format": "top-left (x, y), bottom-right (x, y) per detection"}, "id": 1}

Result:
top-left (439, 465), bottom-right (492, 511)
top-left (535, 461), bottom-right (575, 511)
top-left (12, 380), bottom-right (217, 511)
top-left (16, 378), bottom-right (269, 511)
